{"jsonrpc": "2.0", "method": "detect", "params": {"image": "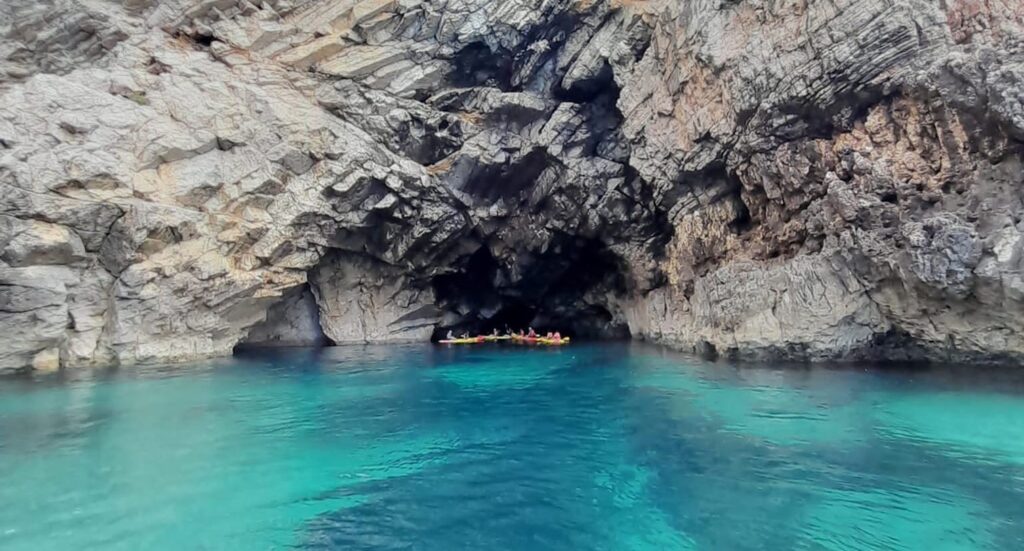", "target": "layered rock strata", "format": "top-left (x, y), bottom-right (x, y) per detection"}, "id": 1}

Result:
top-left (1, 0), bottom-right (1022, 371)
